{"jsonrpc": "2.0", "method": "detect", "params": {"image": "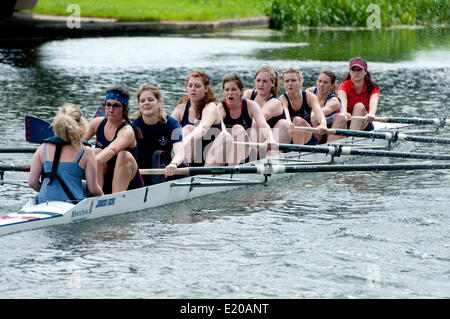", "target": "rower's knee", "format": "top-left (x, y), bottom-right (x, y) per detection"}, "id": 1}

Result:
top-left (218, 131), bottom-right (232, 147)
top-left (273, 119), bottom-right (291, 143)
top-left (116, 150), bottom-right (135, 172)
top-left (331, 113), bottom-right (347, 128)
top-left (353, 103), bottom-right (367, 115)
top-left (231, 124), bottom-right (246, 138)
top-left (292, 116), bottom-right (309, 127)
